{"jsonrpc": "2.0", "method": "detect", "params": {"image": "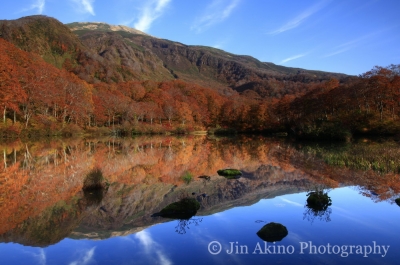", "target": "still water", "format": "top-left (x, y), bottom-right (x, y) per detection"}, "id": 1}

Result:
top-left (0, 135), bottom-right (399, 264)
